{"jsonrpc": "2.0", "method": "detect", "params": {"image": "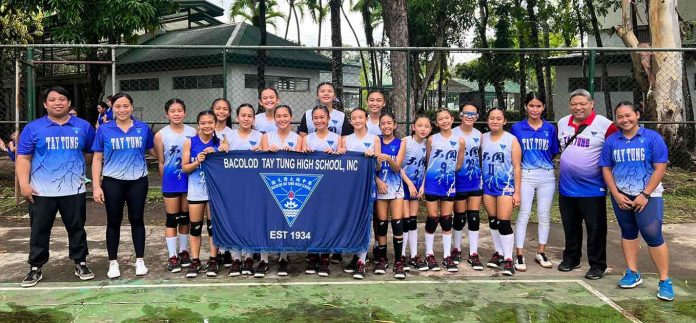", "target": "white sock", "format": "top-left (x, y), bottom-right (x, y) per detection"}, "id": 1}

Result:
top-left (468, 230), bottom-right (480, 255)
top-left (409, 230), bottom-right (418, 257)
top-left (442, 234), bottom-right (452, 258)
top-left (178, 234), bottom-right (189, 252)
top-left (425, 233), bottom-right (435, 255)
top-left (260, 253), bottom-right (269, 262)
top-left (453, 230), bottom-right (462, 251)
top-left (501, 233), bottom-right (514, 260)
top-left (491, 229), bottom-right (503, 254)
top-left (402, 231), bottom-right (409, 257)
top-left (359, 252), bottom-right (367, 262)
top-left (166, 237), bottom-right (177, 257)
